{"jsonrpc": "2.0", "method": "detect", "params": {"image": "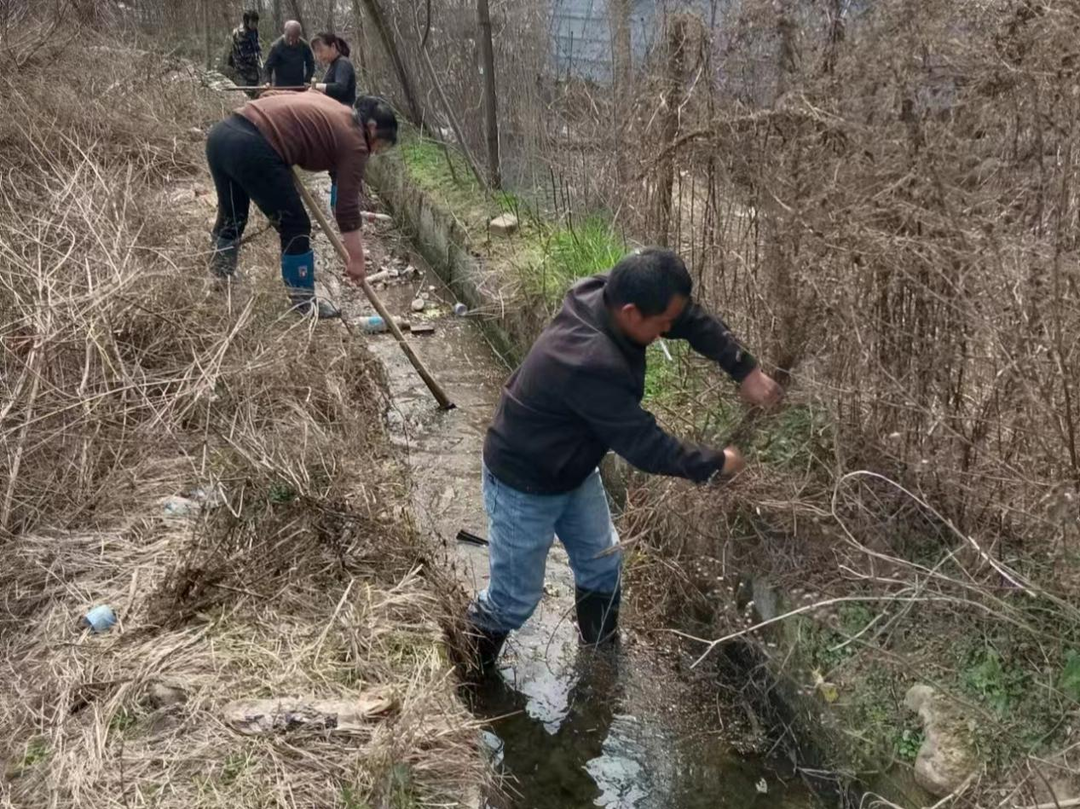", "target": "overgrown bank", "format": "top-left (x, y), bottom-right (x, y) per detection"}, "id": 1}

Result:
top-left (0, 40), bottom-right (481, 808)
top-left (369, 125), bottom-right (1080, 807)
